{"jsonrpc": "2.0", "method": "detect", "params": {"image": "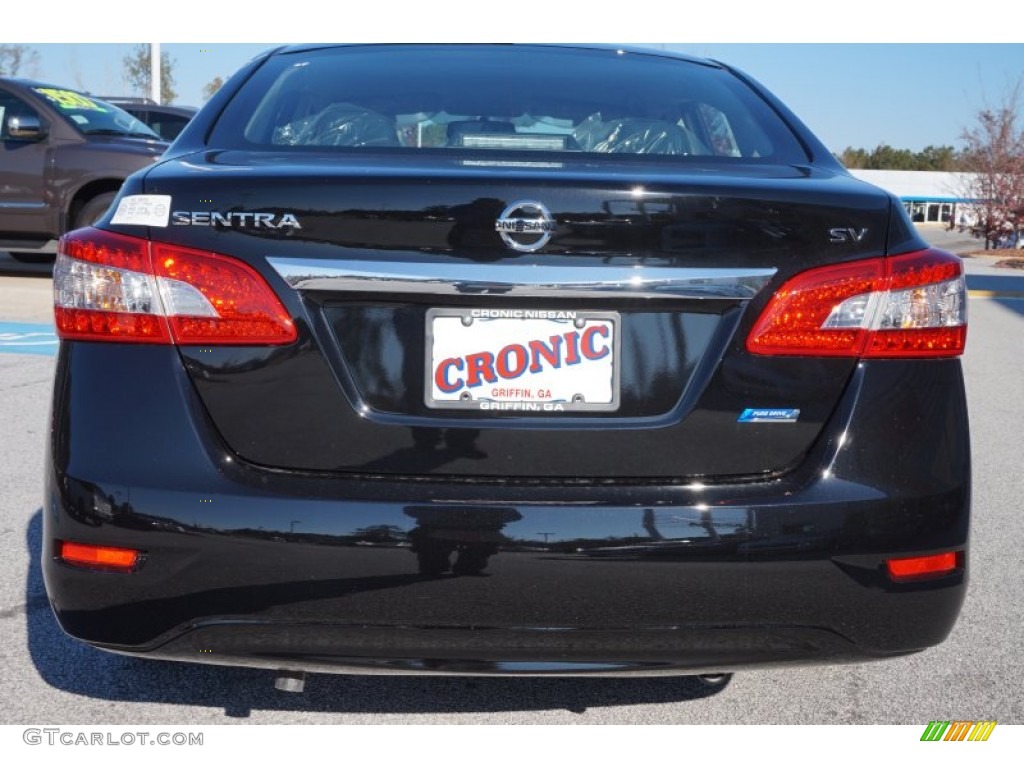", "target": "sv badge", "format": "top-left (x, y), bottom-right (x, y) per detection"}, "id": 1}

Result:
top-left (829, 227), bottom-right (868, 244)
